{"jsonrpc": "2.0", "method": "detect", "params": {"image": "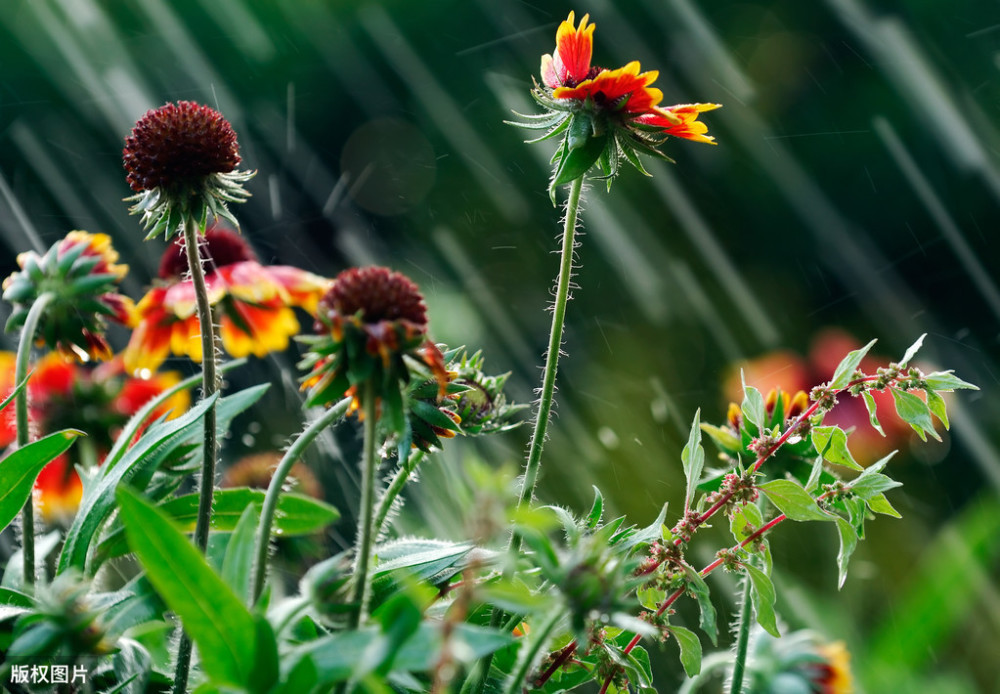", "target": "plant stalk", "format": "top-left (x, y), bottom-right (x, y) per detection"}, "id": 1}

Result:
top-left (173, 216), bottom-right (222, 694)
top-left (14, 290), bottom-right (55, 591)
top-left (729, 572), bottom-right (754, 694)
top-left (348, 380), bottom-right (380, 628)
top-left (470, 175), bottom-right (584, 694)
top-left (251, 396), bottom-right (351, 604)
top-left (373, 450), bottom-right (425, 540)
